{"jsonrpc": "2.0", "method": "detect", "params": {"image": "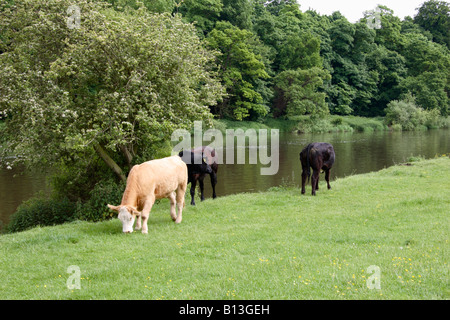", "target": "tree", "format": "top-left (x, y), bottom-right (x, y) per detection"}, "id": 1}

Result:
top-left (0, 0), bottom-right (223, 182)
top-left (401, 72), bottom-right (449, 115)
top-left (385, 93), bottom-right (441, 130)
top-left (221, 0), bottom-right (254, 30)
top-left (178, 0), bottom-right (223, 34)
top-left (325, 80), bottom-right (356, 115)
top-left (322, 16), bottom-right (380, 115)
top-left (252, 0), bottom-right (305, 73)
top-left (264, 0), bottom-right (299, 16)
top-left (206, 21), bottom-right (269, 120)
top-left (105, 0), bottom-right (176, 13)
top-left (370, 5), bottom-right (404, 52)
top-left (273, 67), bottom-right (331, 117)
top-left (399, 33), bottom-right (449, 115)
top-left (414, 0), bottom-right (450, 49)
top-left (365, 45), bottom-right (407, 115)
top-left (402, 33), bottom-right (449, 77)
top-left (278, 32), bottom-right (322, 71)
